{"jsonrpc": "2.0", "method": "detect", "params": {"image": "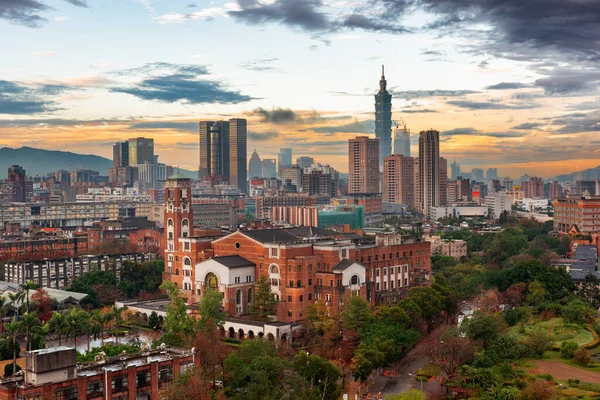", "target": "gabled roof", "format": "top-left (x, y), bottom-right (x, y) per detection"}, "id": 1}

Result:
top-left (241, 229), bottom-right (300, 244)
top-left (332, 259), bottom-right (357, 272)
top-left (209, 255), bottom-right (255, 269)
